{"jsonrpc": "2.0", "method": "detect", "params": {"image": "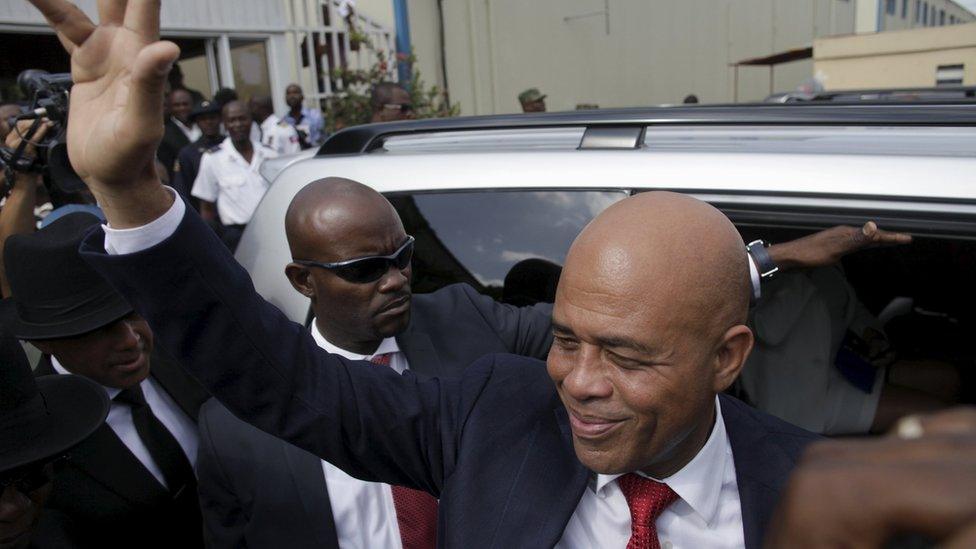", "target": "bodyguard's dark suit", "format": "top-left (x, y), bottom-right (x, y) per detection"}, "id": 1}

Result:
top-left (82, 209), bottom-right (820, 549)
top-left (171, 135), bottom-right (224, 210)
top-left (33, 350), bottom-right (210, 549)
top-left (156, 118), bottom-right (191, 183)
top-left (197, 284), bottom-right (553, 548)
